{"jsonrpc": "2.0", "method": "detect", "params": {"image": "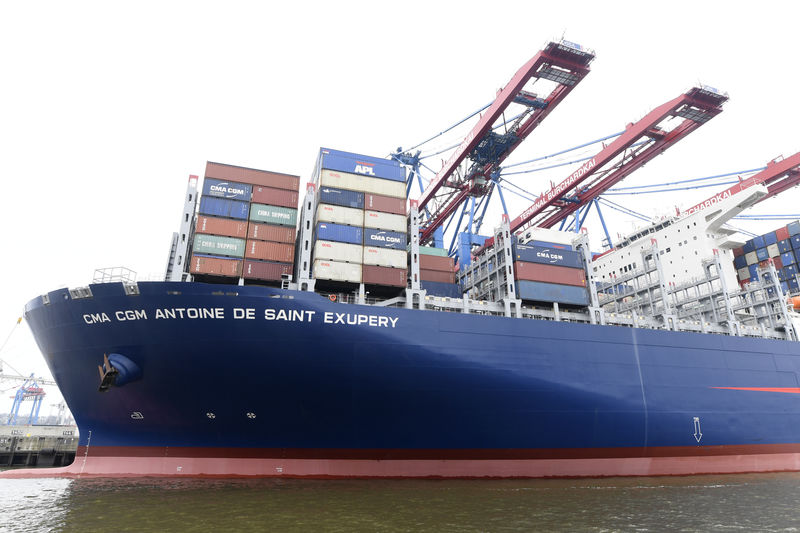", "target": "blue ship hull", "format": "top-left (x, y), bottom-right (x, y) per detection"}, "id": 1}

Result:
top-left (8, 281), bottom-right (800, 478)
